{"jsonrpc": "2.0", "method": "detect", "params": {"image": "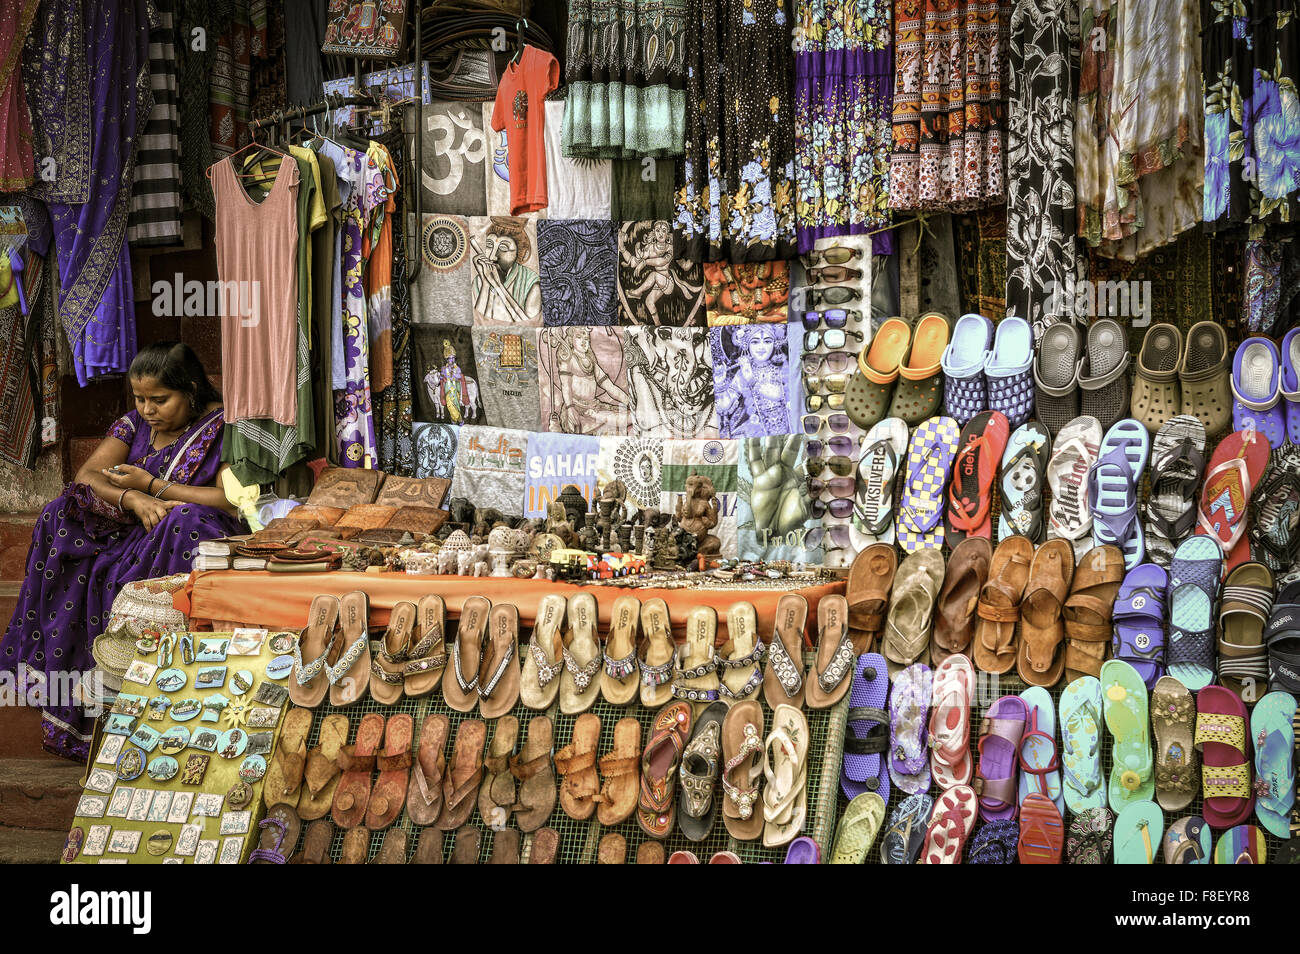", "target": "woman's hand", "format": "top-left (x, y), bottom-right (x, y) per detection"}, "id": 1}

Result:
top-left (123, 491), bottom-right (177, 531)
top-left (101, 464), bottom-right (154, 493)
